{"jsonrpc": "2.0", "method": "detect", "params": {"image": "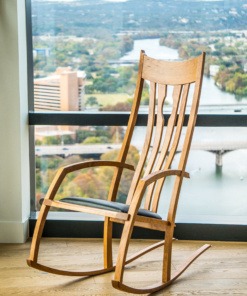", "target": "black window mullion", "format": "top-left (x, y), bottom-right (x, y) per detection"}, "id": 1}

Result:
top-left (29, 112), bottom-right (247, 127)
